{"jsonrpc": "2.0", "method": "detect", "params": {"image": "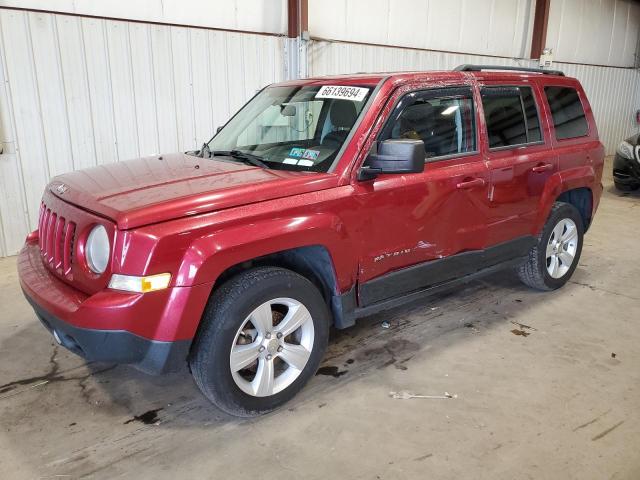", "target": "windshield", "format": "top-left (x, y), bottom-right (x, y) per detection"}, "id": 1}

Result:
top-left (206, 84), bottom-right (373, 172)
